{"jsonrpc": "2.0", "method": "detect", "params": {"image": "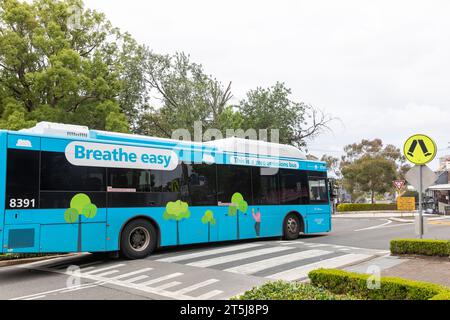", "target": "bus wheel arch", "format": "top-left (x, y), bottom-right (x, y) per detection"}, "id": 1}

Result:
top-left (282, 211), bottom-right (305, 240)
top-left (119, 216), bottom-right (160, 259)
